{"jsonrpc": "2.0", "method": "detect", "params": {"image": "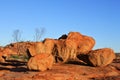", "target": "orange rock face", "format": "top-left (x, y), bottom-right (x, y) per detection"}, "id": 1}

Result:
top-left (26, 32), bottom-right (96, 63)
top-left (88, 48), bottom-right (116, 67)
top-left (54, 39), bottom-right (71, 62)
top-left (27, 53), bottom-right (54, 71)
top-left (28, 38), bottom-right (55, 57)
top-left (28, 42), bottom-right (44, 56)
top-left (54, 32), bottom-right (95, 63)
top-left (43, 38), bottom-right (56, 54)
top-left (67, 32), bottom-right (95, 54)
